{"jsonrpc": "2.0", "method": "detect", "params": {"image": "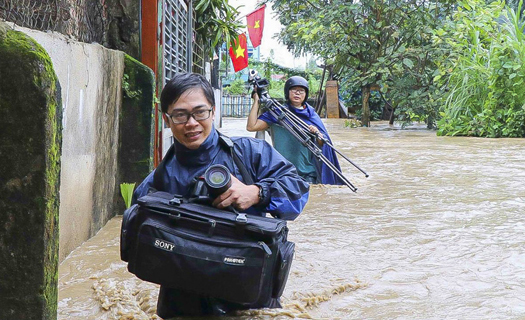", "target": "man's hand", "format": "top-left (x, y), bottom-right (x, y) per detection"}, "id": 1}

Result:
top-left (251, 88), bottom-right (259, 100)
top-left (212, 175), bottom-right (260, 211)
